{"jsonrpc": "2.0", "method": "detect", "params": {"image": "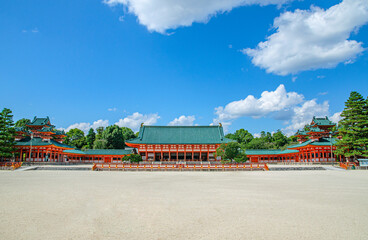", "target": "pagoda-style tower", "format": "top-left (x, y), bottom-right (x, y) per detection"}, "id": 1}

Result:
top-left (18, 116), bottom-right (67, 143)
top-left (15, 117), bottom-right (73, 162)
top-left (295, 116), bottom-right (336, 143)
top-left (295, 129), bottom-right (308, 143)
